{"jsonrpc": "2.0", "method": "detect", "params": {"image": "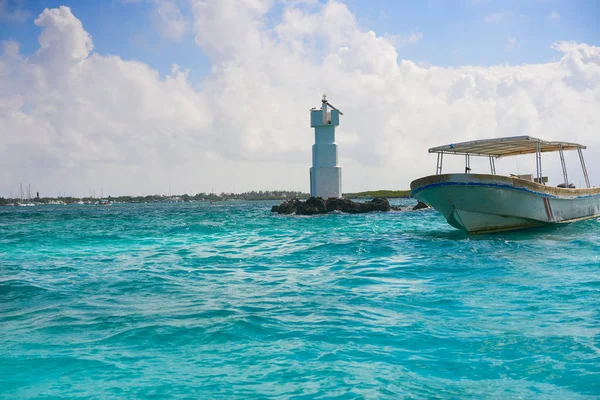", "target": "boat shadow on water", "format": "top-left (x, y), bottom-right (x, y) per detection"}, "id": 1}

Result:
top-left (417, 219), bottom-right (599, 241)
